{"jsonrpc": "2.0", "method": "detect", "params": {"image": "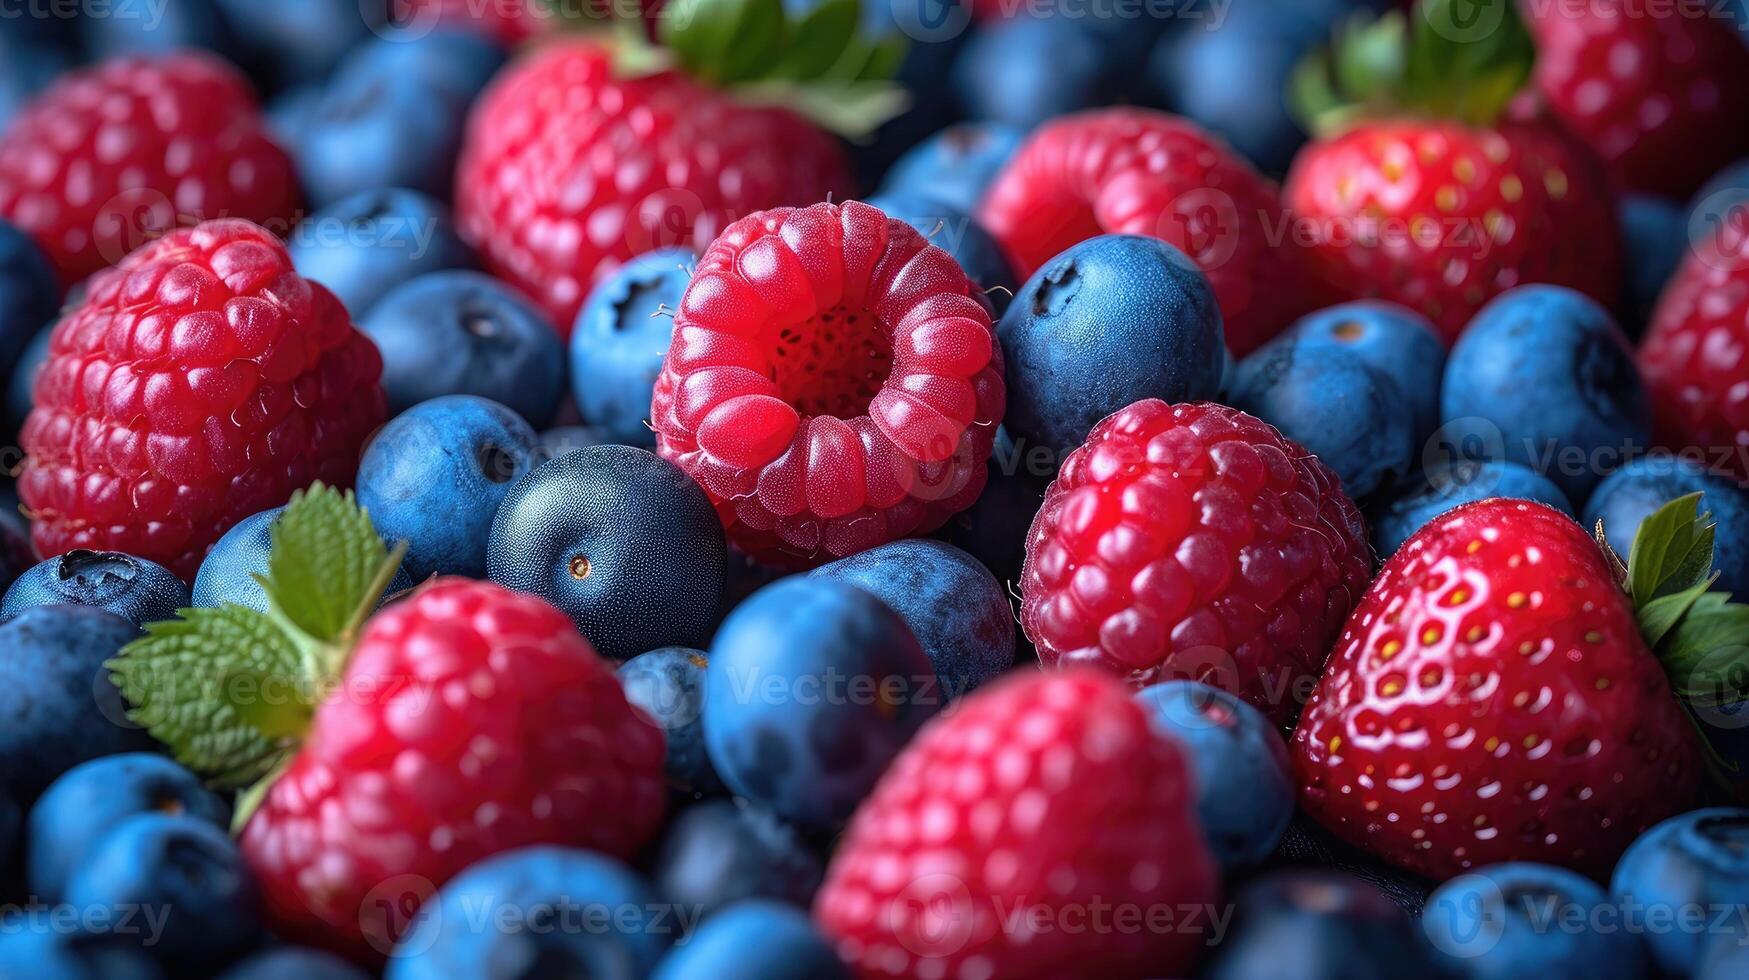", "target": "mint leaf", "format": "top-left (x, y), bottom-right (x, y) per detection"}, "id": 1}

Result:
top-left (1628, 493), bottom-right (1716, 603)
top-left (221, 667), bottom-right (317, 742)
top-left (108, 606), bottom-right (308, 788)
top-left (260, 482), bottom-right (404, 645)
